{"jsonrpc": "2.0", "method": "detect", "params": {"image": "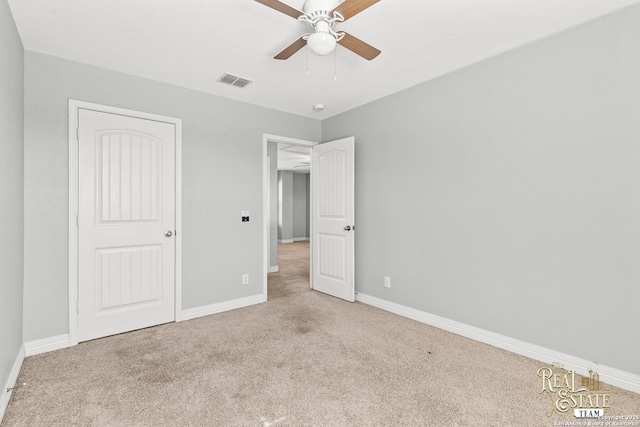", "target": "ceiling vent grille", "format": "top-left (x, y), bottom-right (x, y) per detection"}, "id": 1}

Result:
top-left (217, 73), bottom-right (253, 89)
